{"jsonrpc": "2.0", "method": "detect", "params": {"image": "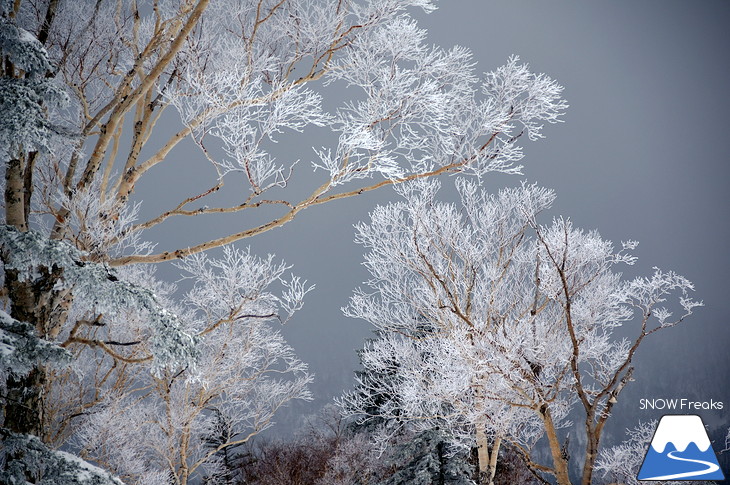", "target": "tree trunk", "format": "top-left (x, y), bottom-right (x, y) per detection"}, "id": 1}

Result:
top-left (5, 157), bottom-right (27, 231)
top-left (581, 427), bottom-right (600, 485)
top-left (1, 268), bottom-right (56, 437)
top-left (2, 153), bottom-right (73, 484)
top-left (1, 264), bottom-right (69, 439)
top-left (487, 435), bottom-right (502, 485)
top-left (1, 205), bottom-right (42, 434)
top-left (475, 425), bottom-right (502, 485)
top-left (3, 369), bottom-right (46, 436)
top-left (541, 406), bottom-right (572, 485)
top-left (2, 3), bottom-right (62, 479)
